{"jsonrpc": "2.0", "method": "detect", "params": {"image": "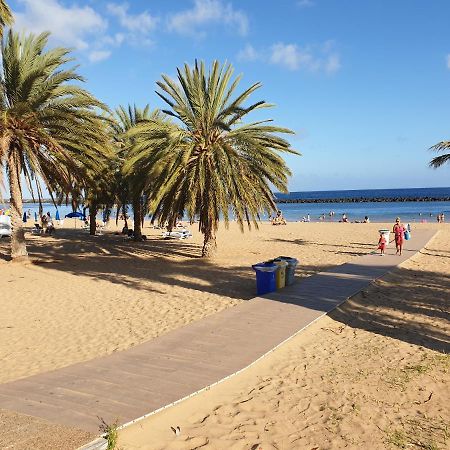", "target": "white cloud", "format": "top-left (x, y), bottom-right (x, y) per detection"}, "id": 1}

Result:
top-left (237, 44), bottom-right (259, 62)
top-left (12, 0), bottom-right (159, 63)
top-left (168, 0), bottom-right (248, 37)
top-left (238, 41), bottom-right (341, 74)
top-left (297, 0), bottom-right (315, 7)
top-left (107, 3), bottom-right (158, 33)
top-left (270, 43), bottom-right (314, 71)
top-left (325, 53), bottom-right (341, 73)
top-left (88, 50), bottom-right (112, 63)
top-left (14, 0), bottom-right (106, 51)
top-left (446, 54), bottom-right (450, 69)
